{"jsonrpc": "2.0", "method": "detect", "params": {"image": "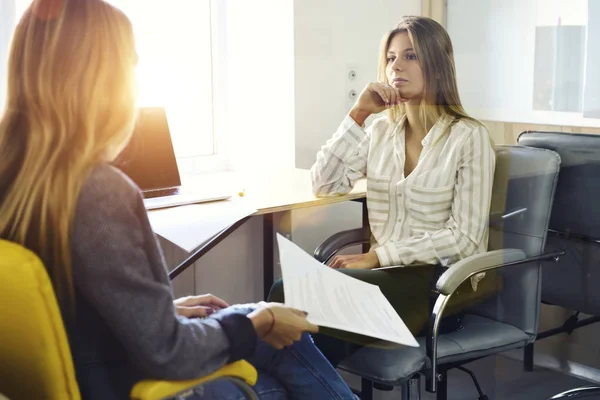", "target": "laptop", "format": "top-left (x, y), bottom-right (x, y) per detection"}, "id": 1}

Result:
top-left (115, 107), bottom-right (231, 210)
